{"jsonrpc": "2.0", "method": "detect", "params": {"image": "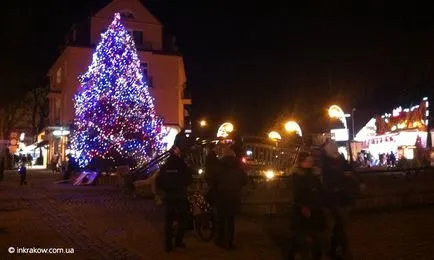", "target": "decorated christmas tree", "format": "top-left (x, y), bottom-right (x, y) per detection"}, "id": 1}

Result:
top-left (71, 13), bottom-right (165, 169)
